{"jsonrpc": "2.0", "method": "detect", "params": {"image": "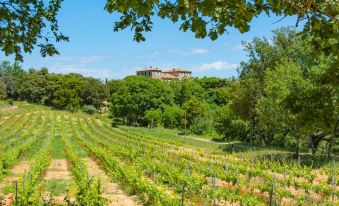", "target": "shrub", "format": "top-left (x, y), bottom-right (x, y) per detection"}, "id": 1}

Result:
top-left (66, 105), bottom-right (77, 113)
top-left (144, 109), bottom-right (162, 128)
top-left (82, 105), bottom-right (97, 115)
top-left (6, 99), bottom-right (14, 105)
top-left (162, 106), bottom-right (184, 129)
top-left (189, 117), bottom-right (214, 135)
